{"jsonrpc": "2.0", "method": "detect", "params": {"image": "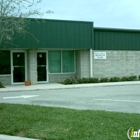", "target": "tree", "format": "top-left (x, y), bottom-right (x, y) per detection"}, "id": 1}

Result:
top-left (0, 0), bottom-right (44, 46)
